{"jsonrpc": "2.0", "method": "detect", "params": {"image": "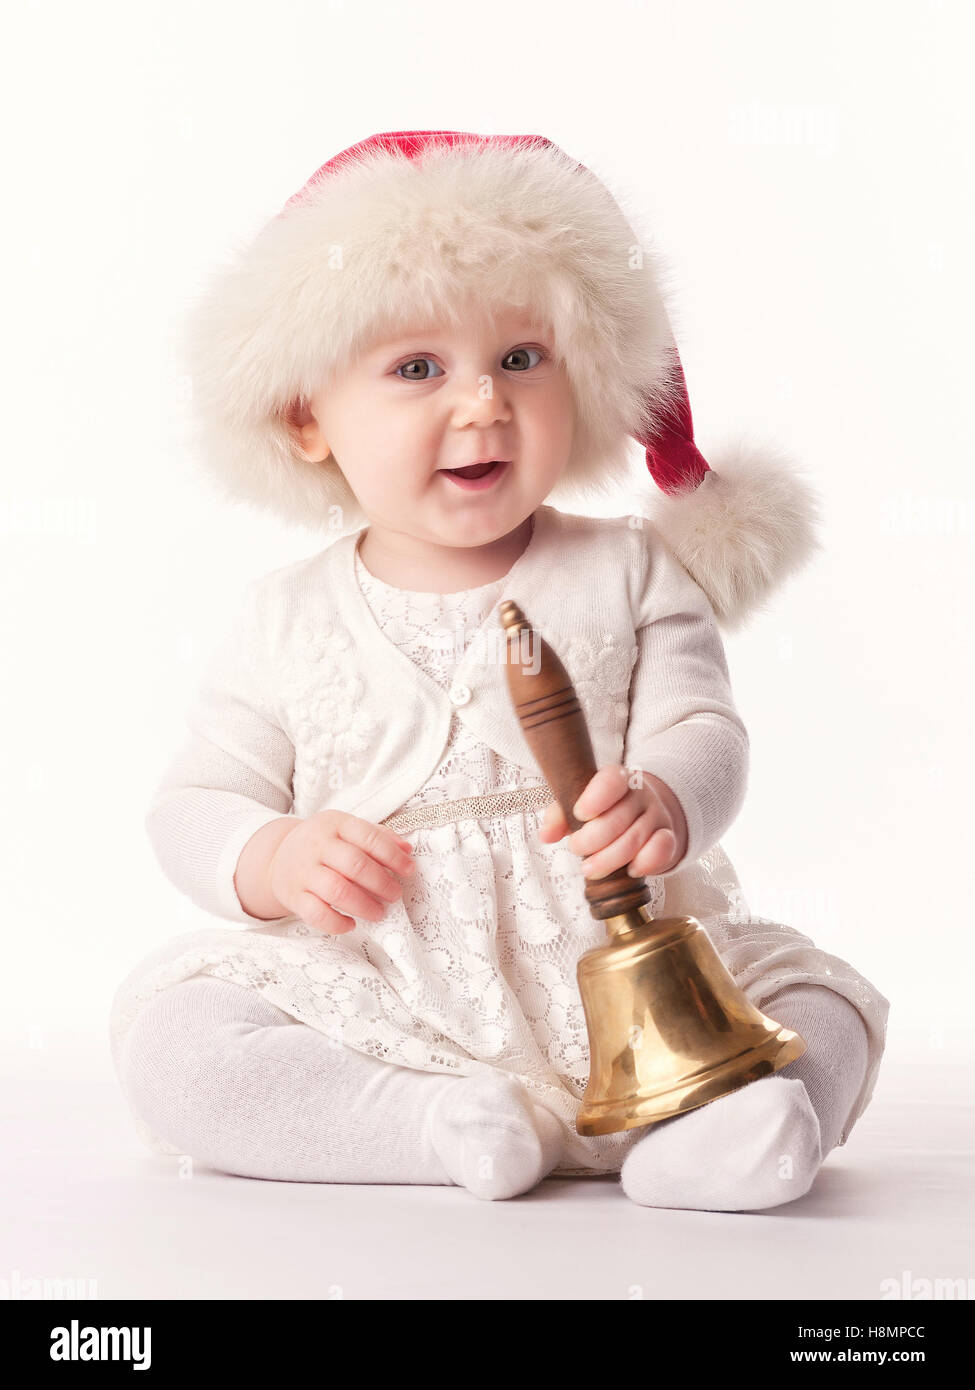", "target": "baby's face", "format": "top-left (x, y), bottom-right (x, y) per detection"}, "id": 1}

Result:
top-left (294, 302), bottom-right (575, 548)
